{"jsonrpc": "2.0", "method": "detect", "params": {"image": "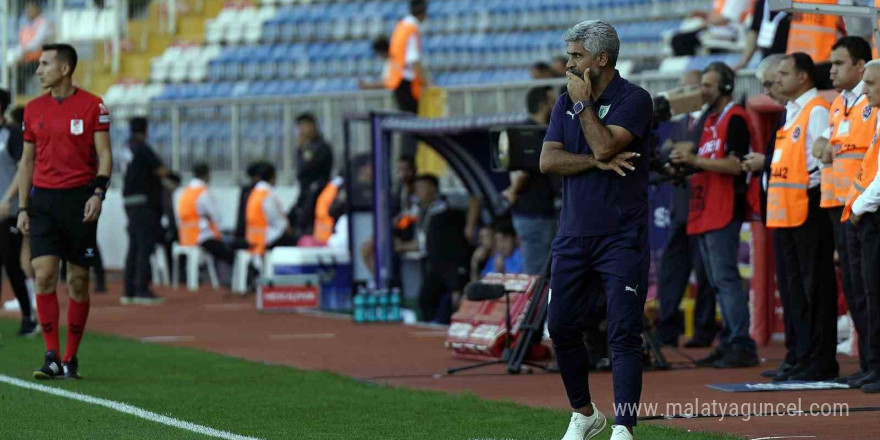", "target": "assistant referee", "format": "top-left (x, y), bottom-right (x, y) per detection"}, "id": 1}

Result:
top-left (17, 44), bottom-right (112, 380)
top-left (539, 21), bottom-right (652, 440)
